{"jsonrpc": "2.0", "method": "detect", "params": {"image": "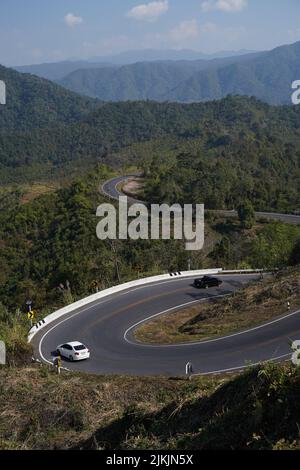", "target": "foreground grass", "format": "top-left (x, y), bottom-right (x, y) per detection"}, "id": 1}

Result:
top-left (0, 366), bottom-right (218, 450)
top-left (1, 363), bottom-right (300, 450)
top-left (135, 268), bottom-right (300, 344)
